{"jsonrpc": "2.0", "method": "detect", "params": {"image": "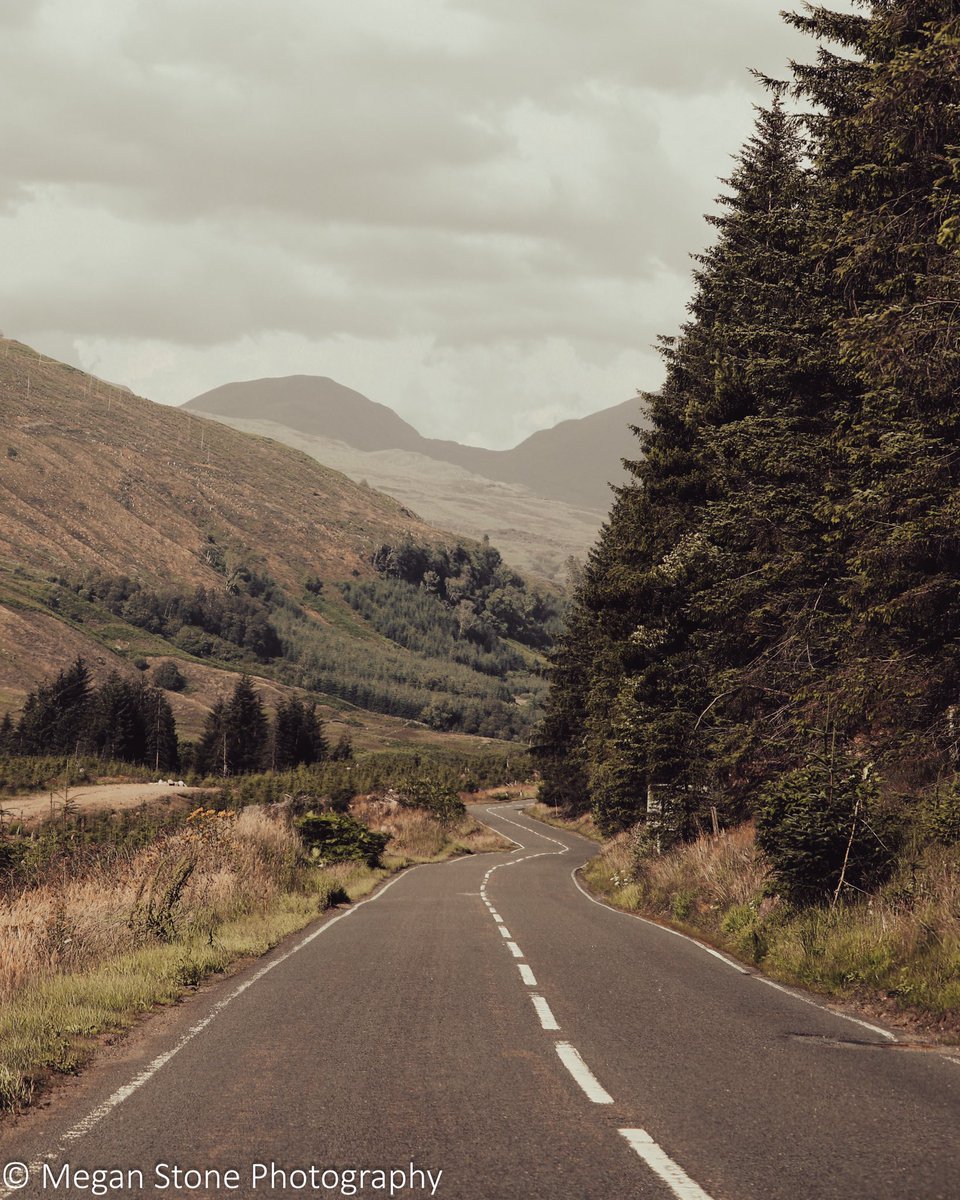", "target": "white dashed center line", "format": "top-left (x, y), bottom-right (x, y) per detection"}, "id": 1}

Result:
top-left (531, 995), bottom-right (560, 1031)
top-left (555, 1042), bottom-right (614, 1104)
top-left (618, 1130), bottom-right (716, 1200)
top-left (518, 963), bottom-right (537, 987)
top-left (507, 941), bottom-right (524, 958)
